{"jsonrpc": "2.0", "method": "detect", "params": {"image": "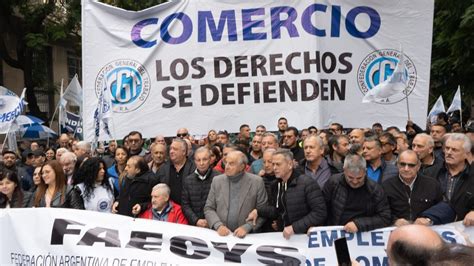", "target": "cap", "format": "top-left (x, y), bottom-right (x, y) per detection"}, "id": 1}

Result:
top-left (2, 150), bottom-right (17, 157)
